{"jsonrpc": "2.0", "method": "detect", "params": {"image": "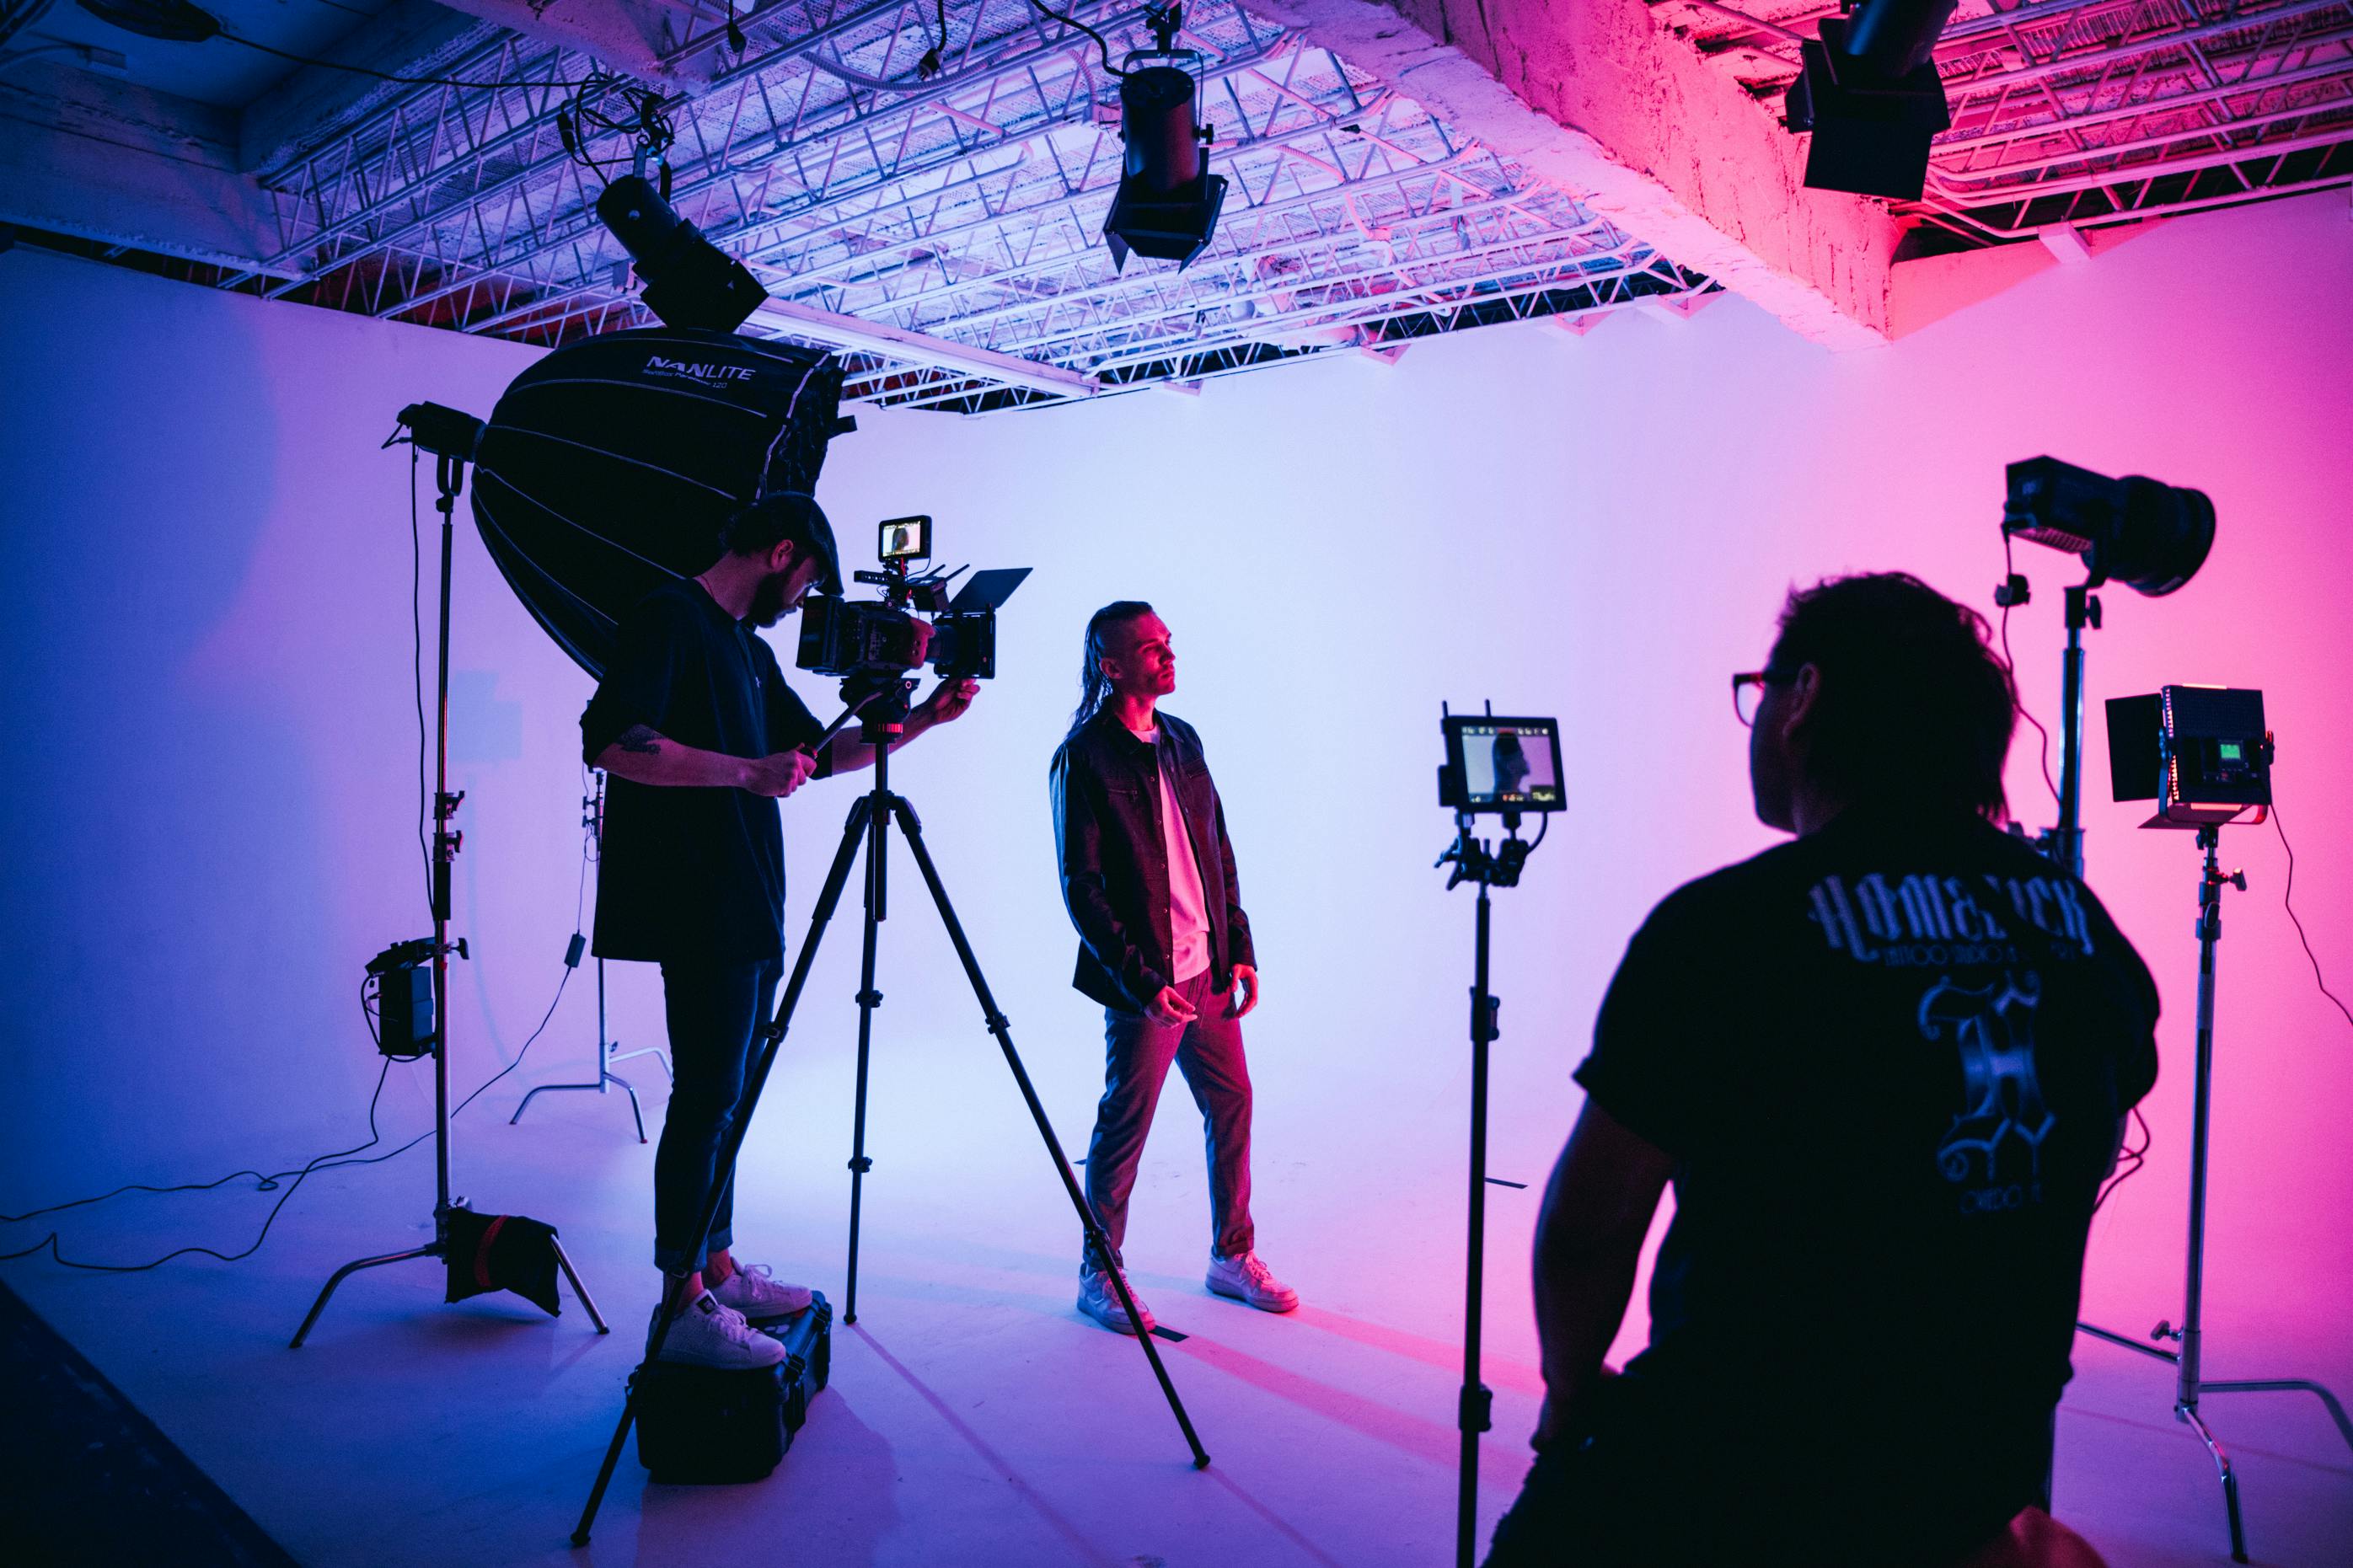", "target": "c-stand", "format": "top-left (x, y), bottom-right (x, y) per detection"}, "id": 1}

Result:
top-left (2005, 564), bottom-right (2352, 1562)
top-left (511, 771), bottom-right (652, 1143)
top-left (292, 419), bottom-right (608, 1349)
top-left (571, 677), bottom-right (1210, 1545)
top-left (1434, 811), bottom-right (1536, 1568)
top-left (2071, 825), bottom-right (2353, 1563)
